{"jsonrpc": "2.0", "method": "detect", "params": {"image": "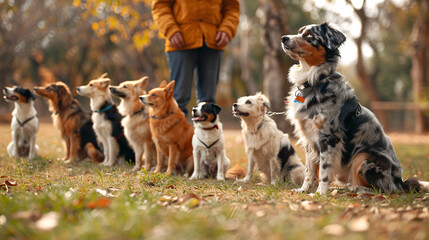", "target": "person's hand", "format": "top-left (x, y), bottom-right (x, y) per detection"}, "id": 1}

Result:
top-left (170, 32), bottom-right (185, 49)
top-left (216, 31), bottom-right (230, 48)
